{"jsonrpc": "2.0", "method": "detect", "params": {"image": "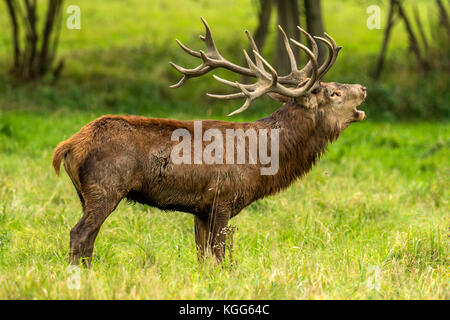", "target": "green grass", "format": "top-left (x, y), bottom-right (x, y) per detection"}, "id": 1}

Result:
top-left (0, 0), bottom-right (448, 299)
top-left (0, 110), bottom-right (448, 299)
